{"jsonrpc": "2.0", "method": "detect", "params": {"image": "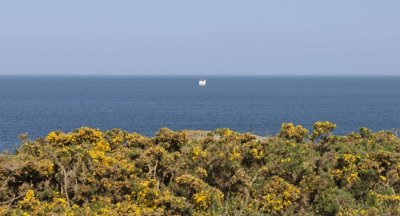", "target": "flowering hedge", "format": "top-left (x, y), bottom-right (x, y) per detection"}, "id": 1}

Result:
top-left (1, 122), bottom-right (400, 215)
